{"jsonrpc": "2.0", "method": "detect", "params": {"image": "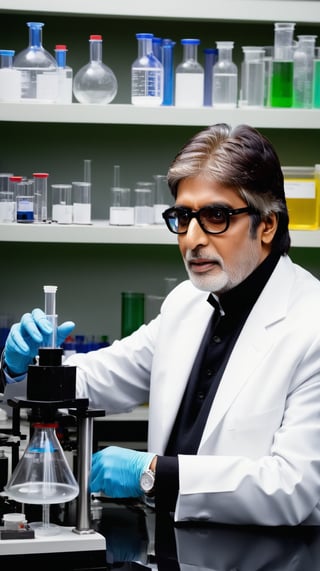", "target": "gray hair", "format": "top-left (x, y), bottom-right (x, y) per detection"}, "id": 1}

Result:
top-left (167, 123), bottom-right (290, 255)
